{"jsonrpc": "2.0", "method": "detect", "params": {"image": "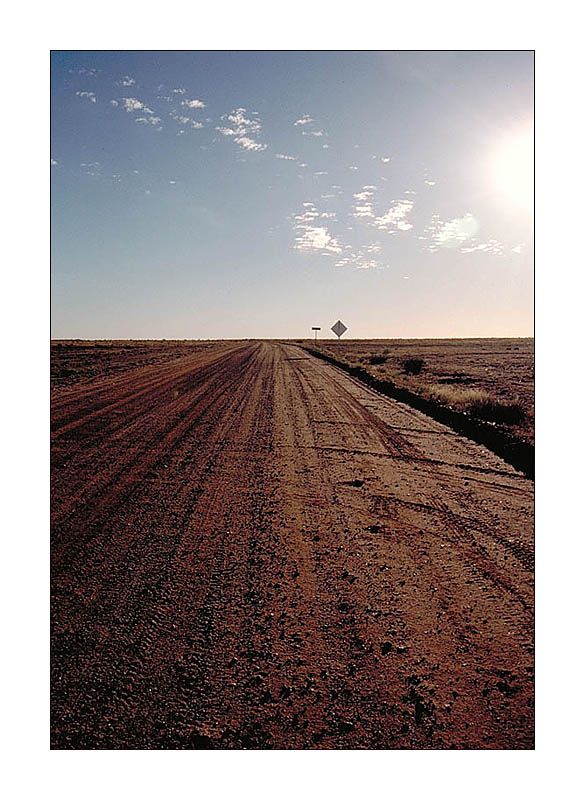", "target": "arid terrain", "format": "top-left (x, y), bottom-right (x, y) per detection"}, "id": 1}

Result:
top-left (51, 340), bottom-right (534, 749)
top-left (302, 338), bottom-right (534, 445)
